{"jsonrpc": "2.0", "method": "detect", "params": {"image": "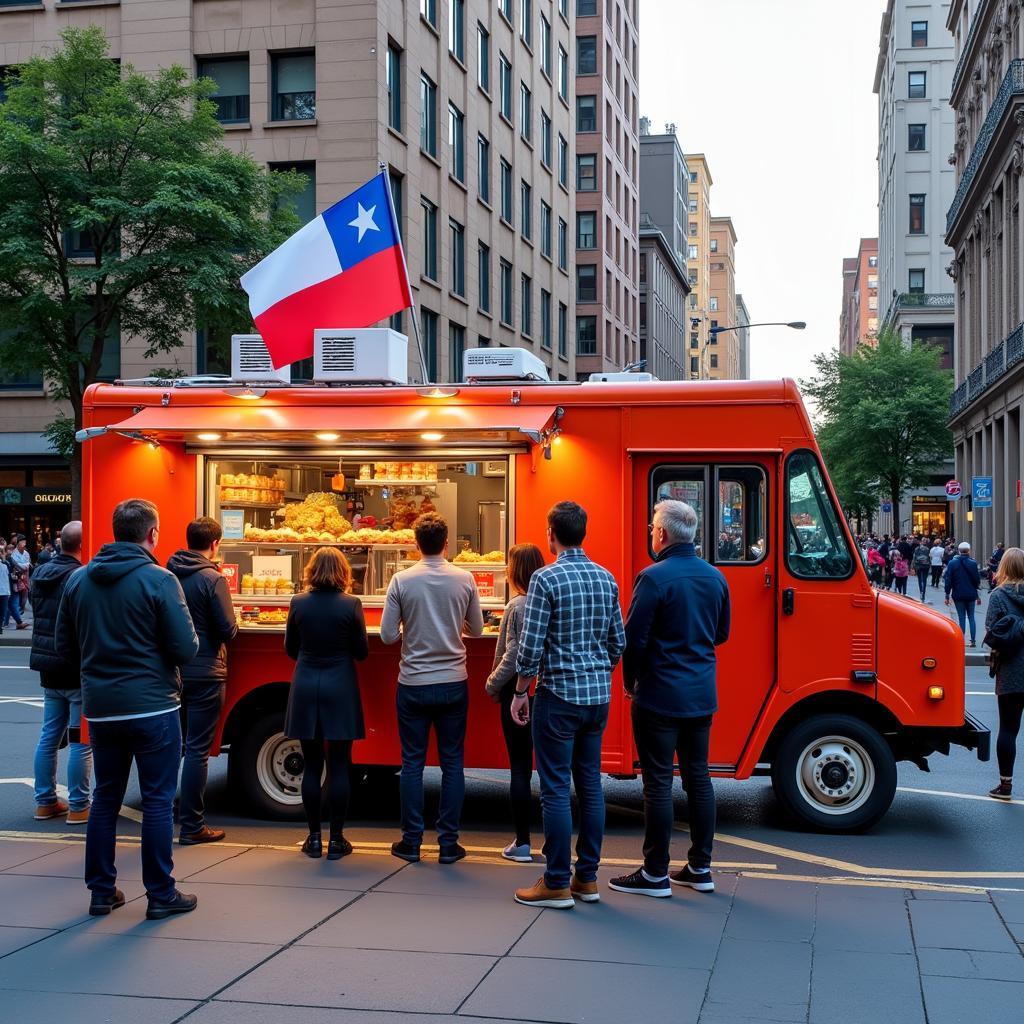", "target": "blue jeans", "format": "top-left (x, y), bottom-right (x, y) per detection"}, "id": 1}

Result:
top-left (531, 688), bottom-right (609, 890)
top-left (86, 711), bottom-right (181, 901)
top-left (396, 682), bottom-right (468, 848)
top-left (954, 598), bottom-right (977, 643)
top-left (1, 593), bottom-right (22, 627)
top-left (178, 681), bottom-right (225, 835)
top-left (33, 687), bottom-right (92, 811)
